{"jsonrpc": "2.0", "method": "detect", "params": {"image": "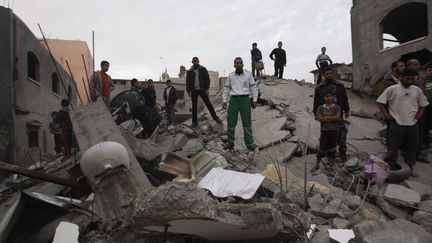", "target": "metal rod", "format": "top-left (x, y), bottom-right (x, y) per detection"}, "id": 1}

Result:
top-left (81, 54), bottom-right (92, 102)
top-left (65, 60), bottom-right (84, 105)
top-left (82, 77), bottom-right (90, 101)
top-left (0, 161), bottom-right (89, 190)
top-left (303, 124), bottom-right (311, 211)
top-left (37, 24), bottom-right (68, 98)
